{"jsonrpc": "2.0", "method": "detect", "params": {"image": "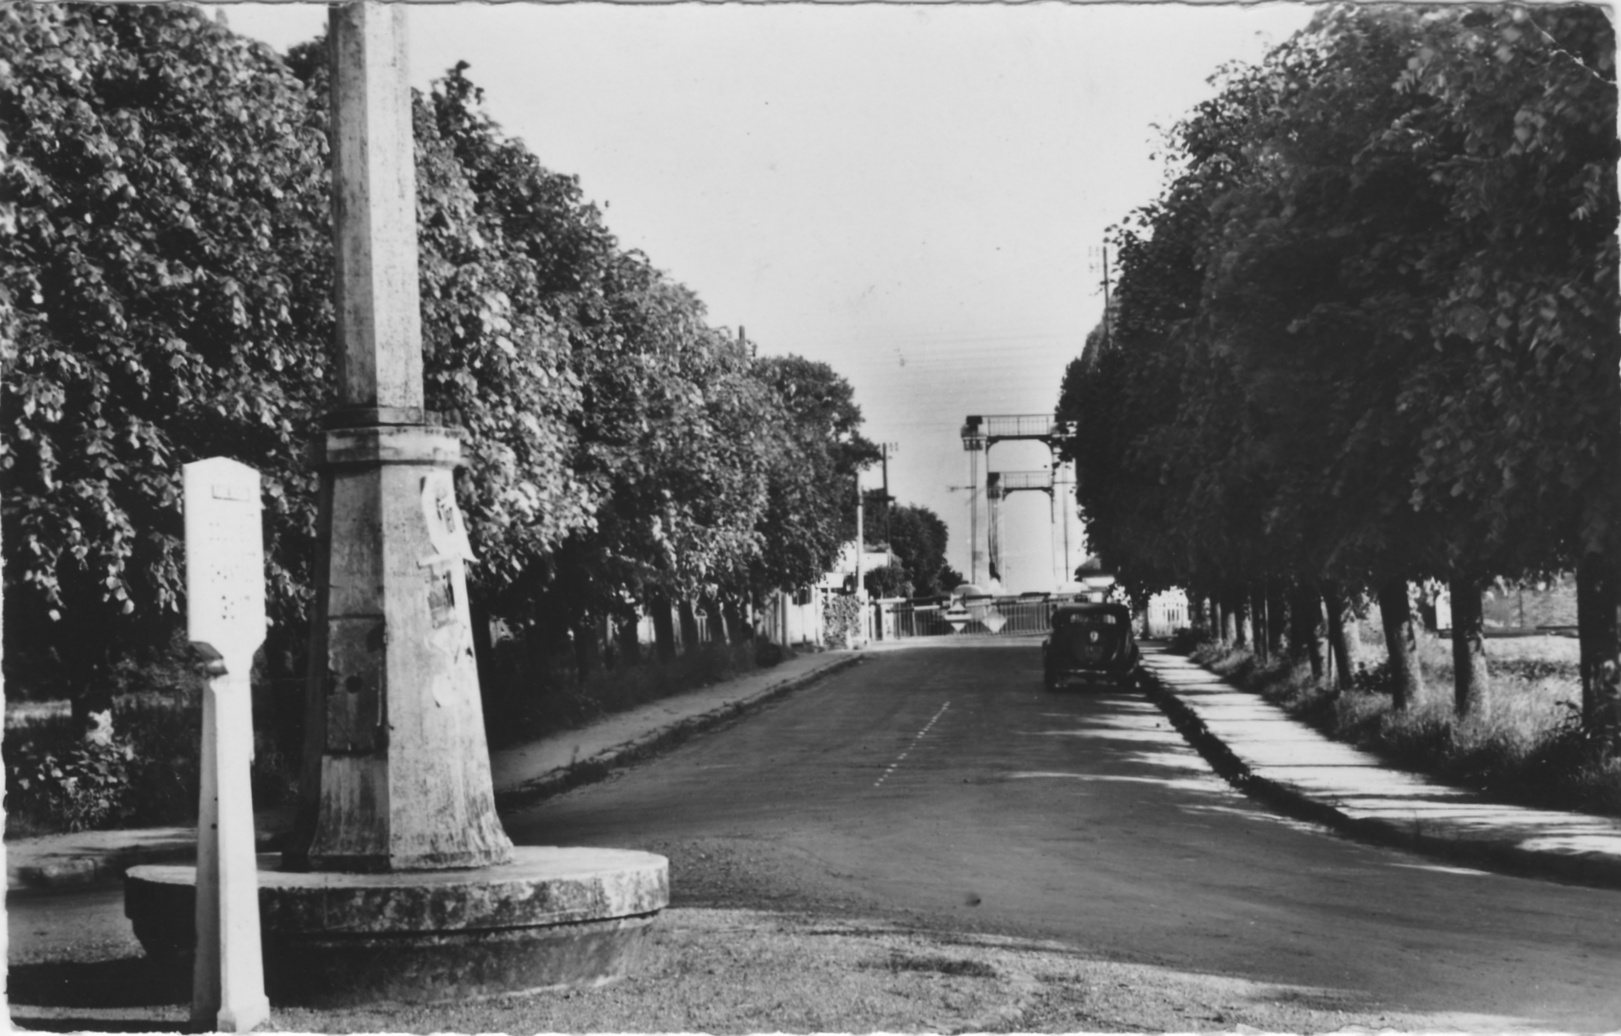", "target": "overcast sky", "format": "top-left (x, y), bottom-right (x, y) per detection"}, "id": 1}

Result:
top-left (225, 1), bottom-right (1316, 593)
